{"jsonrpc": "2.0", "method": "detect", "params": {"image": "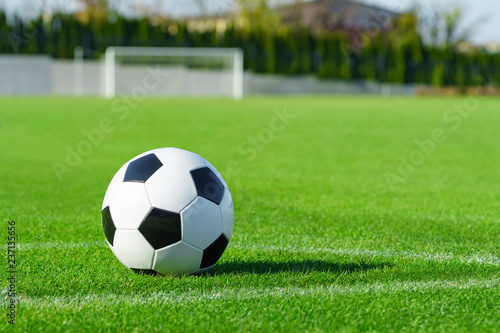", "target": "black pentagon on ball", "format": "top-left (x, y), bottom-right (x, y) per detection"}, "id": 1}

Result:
top-left (190, 167), bottom-right (225, 205)
top-left (200, 234), bottom-right (229, 269)
top-left (139, 208), bottom-right (182, 250)
top-left (102, 206), bottom-right (116, 246)
top-left (124, 154), bottom-right (163, 183)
